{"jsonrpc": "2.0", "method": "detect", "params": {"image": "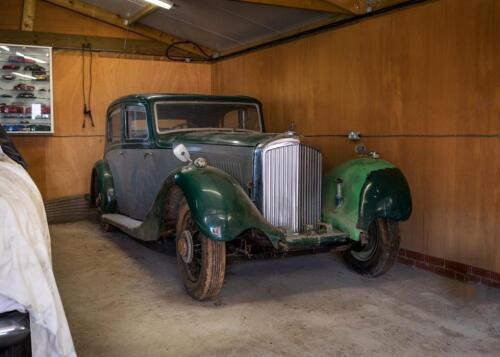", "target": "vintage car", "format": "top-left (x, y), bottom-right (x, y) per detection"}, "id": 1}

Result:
top-left (13, 84), bottom-right (35, 91)
top-left (0, 105), bottom-right (24, 114)
top-left (90, 94), bottom-right (412, 300)
top-left (24, 64), bottom-right (46, 73)
top-left (17, 92), bottom-right (35, 99)
top-left (2, 64), bottom-right (20, 70)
